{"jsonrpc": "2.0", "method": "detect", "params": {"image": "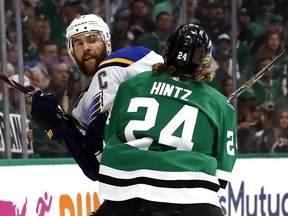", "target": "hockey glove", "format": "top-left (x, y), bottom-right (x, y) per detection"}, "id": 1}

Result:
top-left (31, 90), bottom-right (68, 141)
top-left (82, 112), bottom-right (107, 156)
